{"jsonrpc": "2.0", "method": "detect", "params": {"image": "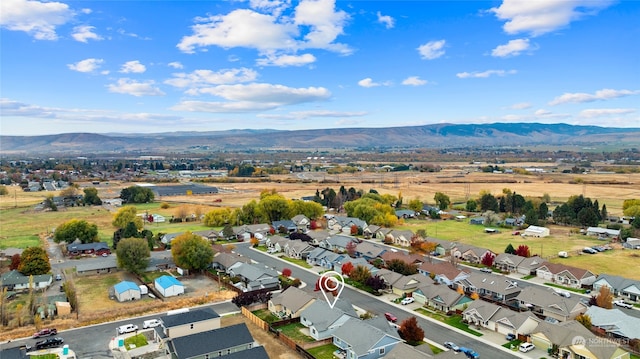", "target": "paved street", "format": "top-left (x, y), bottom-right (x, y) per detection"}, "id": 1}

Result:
top-left (234, 243), bottom-right (524, 359)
